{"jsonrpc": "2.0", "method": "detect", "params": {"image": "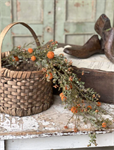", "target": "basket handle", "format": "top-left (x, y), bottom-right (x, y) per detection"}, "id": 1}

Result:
top-left (0, 22), bottom-right (40, 69)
